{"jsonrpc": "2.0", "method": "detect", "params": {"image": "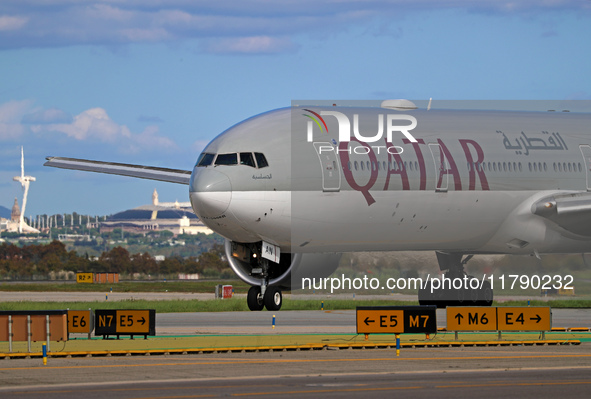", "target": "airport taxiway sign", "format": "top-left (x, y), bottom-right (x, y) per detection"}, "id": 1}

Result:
top-left (95, 309), bottom-right (155, 337)
top-left (497, 307), bottom-right (551, 331)
top-left (356, 306), bottom-right (437, 334)
top-left (68, 310), bottom-right (94, 334)
top-left (76, 272), bottom-right (93, 283)
top-left (446, 307), bottom-right (497, 331)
